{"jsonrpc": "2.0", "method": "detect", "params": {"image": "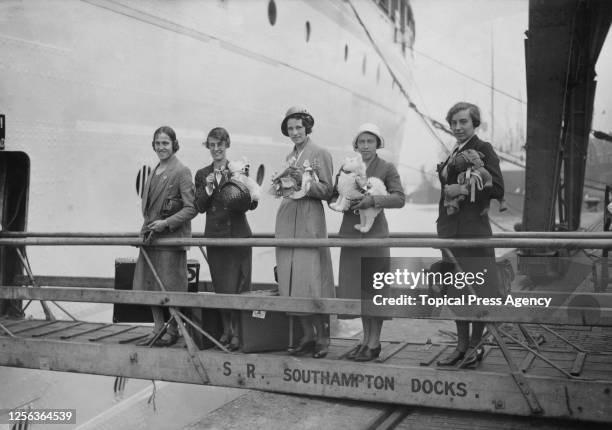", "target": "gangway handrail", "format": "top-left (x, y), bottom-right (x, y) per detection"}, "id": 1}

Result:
top-left (1, 286), bottom-right (611, 326)
top-left (1, 236), bottom-right (612, 248)
top-left (3, 231), bottom-right (612, 239)
top-left (1, 234), bottom-right (610, 326)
